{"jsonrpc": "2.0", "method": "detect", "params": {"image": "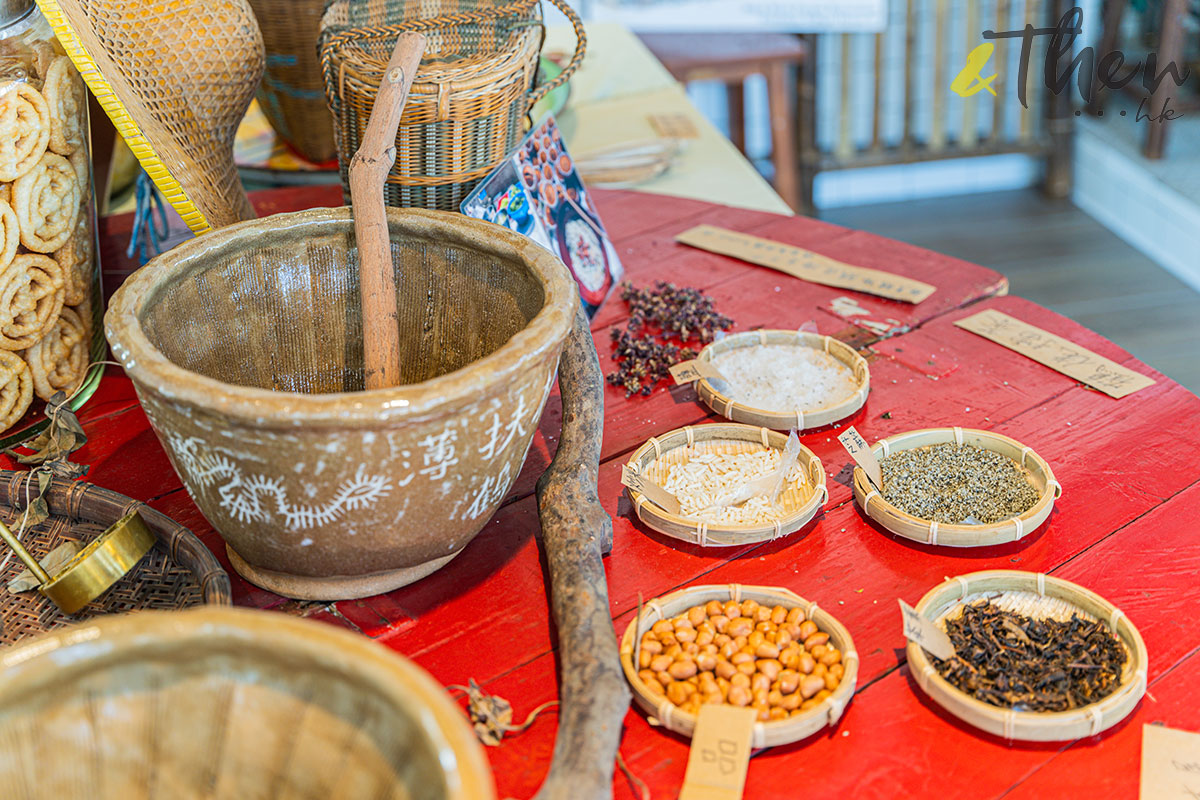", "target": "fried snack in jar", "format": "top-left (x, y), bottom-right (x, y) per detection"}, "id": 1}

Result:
top-left (0, 1), bottom-right (98, 431)
top-left (24, 303), bottom-right (86, 400)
